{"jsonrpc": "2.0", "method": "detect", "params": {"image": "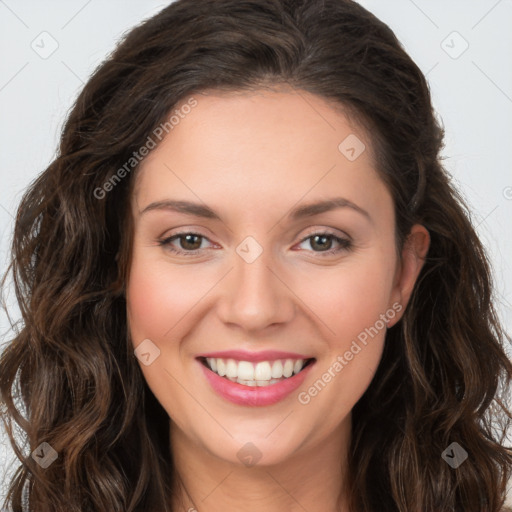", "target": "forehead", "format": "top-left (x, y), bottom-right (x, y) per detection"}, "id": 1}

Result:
top-left (133, 88), bottom-right (388, 219)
